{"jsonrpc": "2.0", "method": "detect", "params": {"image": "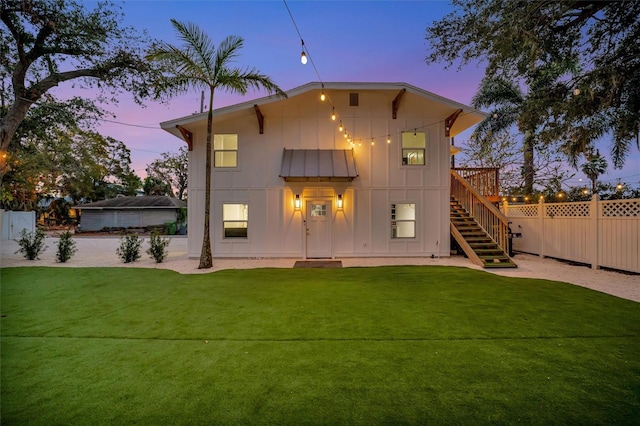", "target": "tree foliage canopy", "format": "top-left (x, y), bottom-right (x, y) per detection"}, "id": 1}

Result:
top-left (146, 146), bottom-right (188, 200)
top-left (426, 0), bottom-right (640, 167)
top-left (0, 0), bottom-right (160, 177)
